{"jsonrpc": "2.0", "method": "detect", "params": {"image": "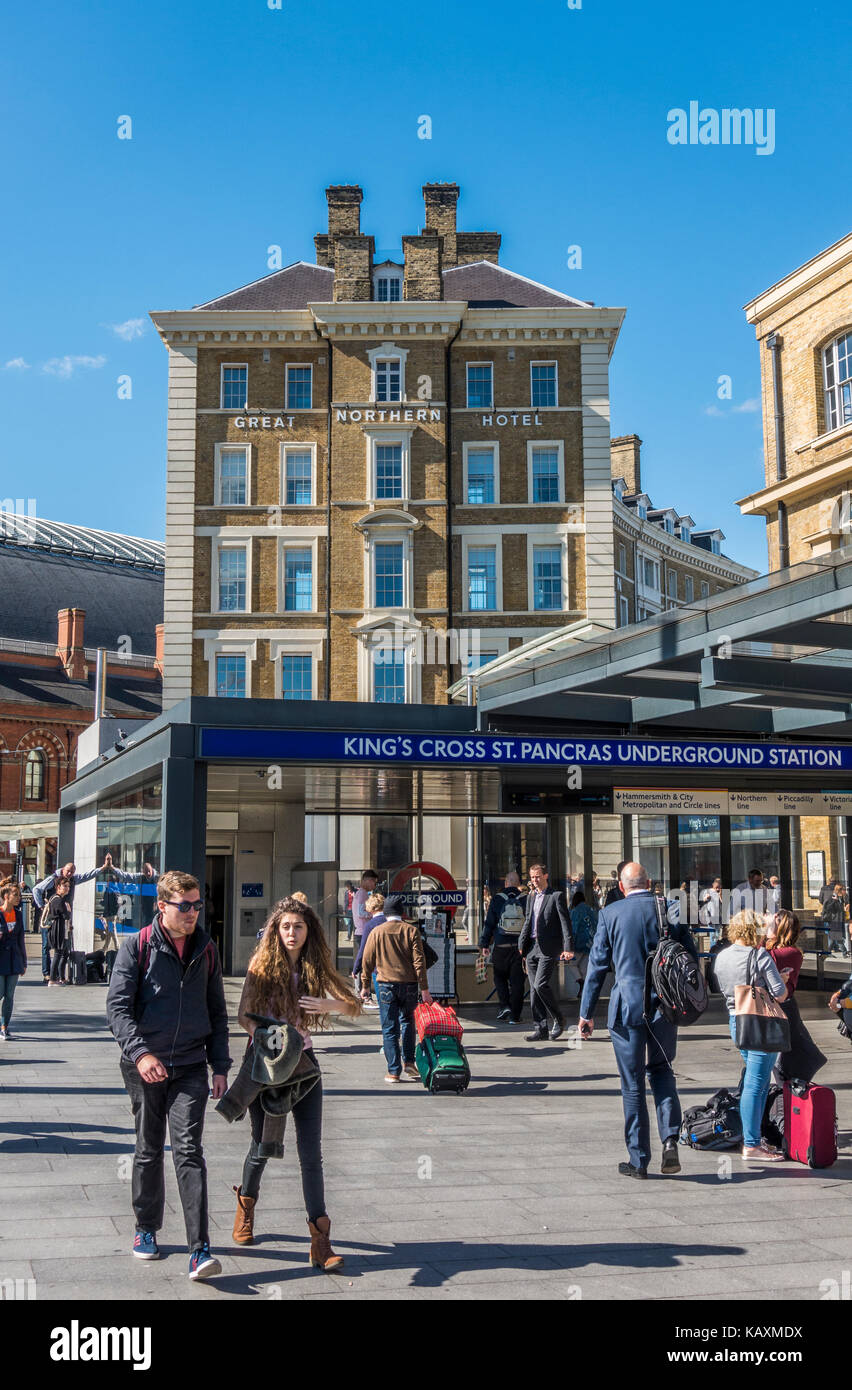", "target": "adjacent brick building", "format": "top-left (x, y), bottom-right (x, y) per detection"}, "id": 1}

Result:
top-left (0, 516), bottom-right (163, 887)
